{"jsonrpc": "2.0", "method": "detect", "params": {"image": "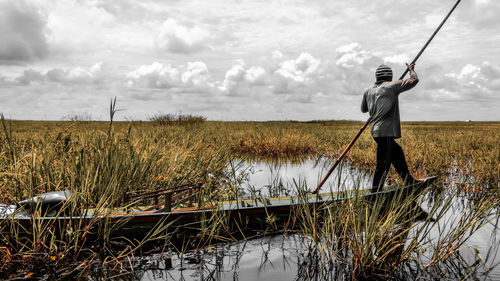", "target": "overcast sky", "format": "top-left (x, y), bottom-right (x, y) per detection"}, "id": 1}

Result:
top-left (0, 0), bottom-right (499, 121)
